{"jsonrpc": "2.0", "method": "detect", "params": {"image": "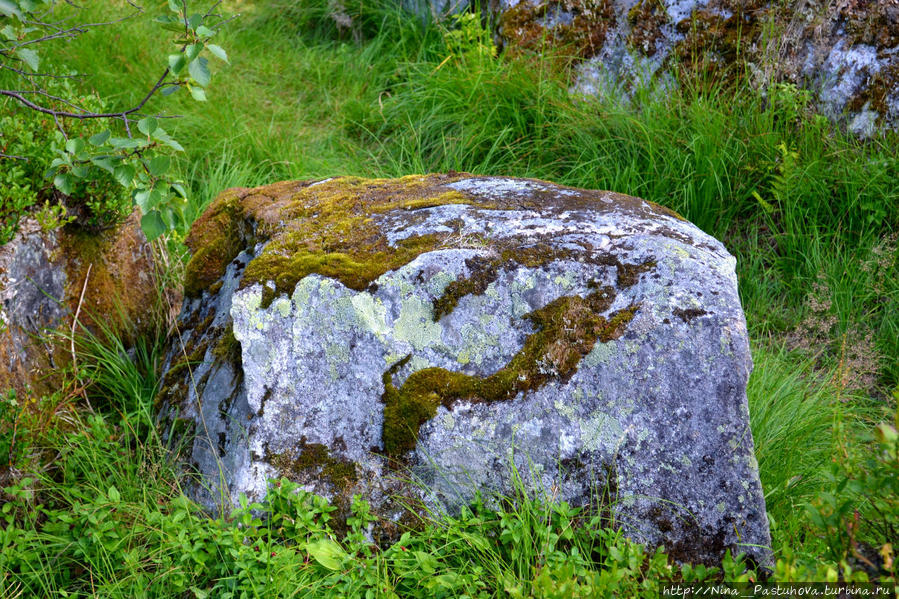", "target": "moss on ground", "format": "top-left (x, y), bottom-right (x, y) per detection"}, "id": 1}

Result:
top-left (266, 437), bottom-right (358, 493)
